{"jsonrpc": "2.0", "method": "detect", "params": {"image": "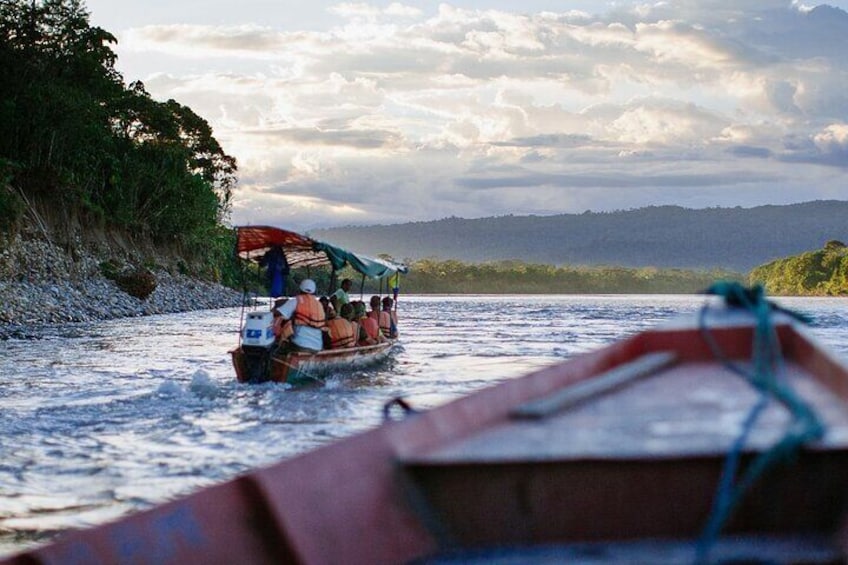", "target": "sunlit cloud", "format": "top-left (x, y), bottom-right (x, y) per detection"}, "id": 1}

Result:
top-left (95, 0), bottom-right (848, 229)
